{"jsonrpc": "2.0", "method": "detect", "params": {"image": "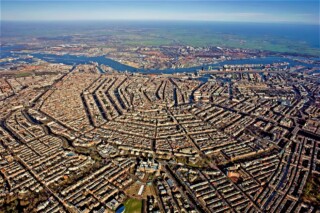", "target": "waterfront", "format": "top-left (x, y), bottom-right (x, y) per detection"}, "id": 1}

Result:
top-left (1, 48), bottom-right (318, 74)
top-left (27, 53), bottom-right (320, 74)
